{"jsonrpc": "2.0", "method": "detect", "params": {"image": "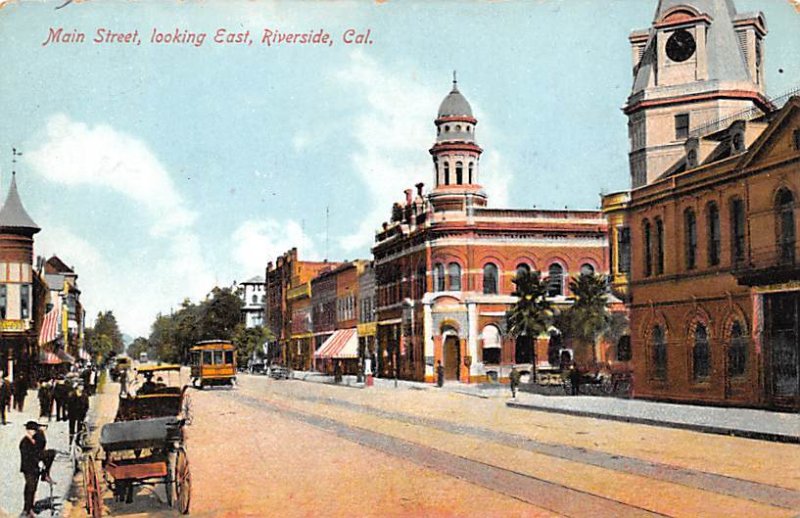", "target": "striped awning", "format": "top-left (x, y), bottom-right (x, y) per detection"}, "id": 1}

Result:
top-left (314, 328), bottom-right (359, 359)
top-left (56, 349), bottom-right (75, 364)
top-left (78, 349), bottom-right (91, 361)
top-left (39, 351), bottom-right (61, 365)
